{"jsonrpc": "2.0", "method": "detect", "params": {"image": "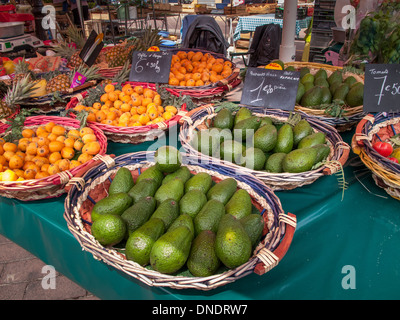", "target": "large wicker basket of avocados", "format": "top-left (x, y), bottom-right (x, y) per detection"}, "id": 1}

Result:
top-left (284, 62), bottom-right (365, 132)
top-left (64, 148), bottom-right (296, 290)
top-left (179, 104), bottom-right (350, 191)
top-left (352, 112), bottom-right (400, 200)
